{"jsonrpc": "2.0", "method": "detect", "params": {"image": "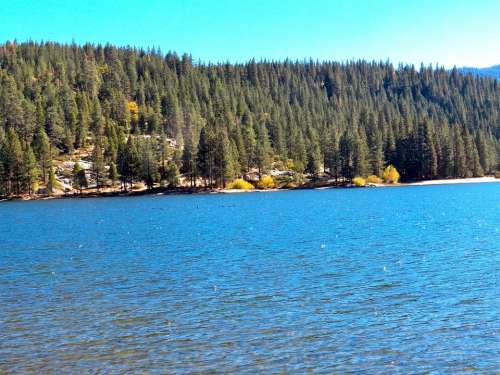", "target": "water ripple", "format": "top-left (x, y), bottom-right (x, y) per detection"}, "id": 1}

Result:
top-left (0, 184), bottom-right (499, 373)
